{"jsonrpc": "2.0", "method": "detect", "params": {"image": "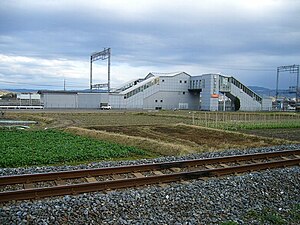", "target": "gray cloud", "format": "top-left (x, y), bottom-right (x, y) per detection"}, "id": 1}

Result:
top-left (0, 0), bottom-right (299, 89)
